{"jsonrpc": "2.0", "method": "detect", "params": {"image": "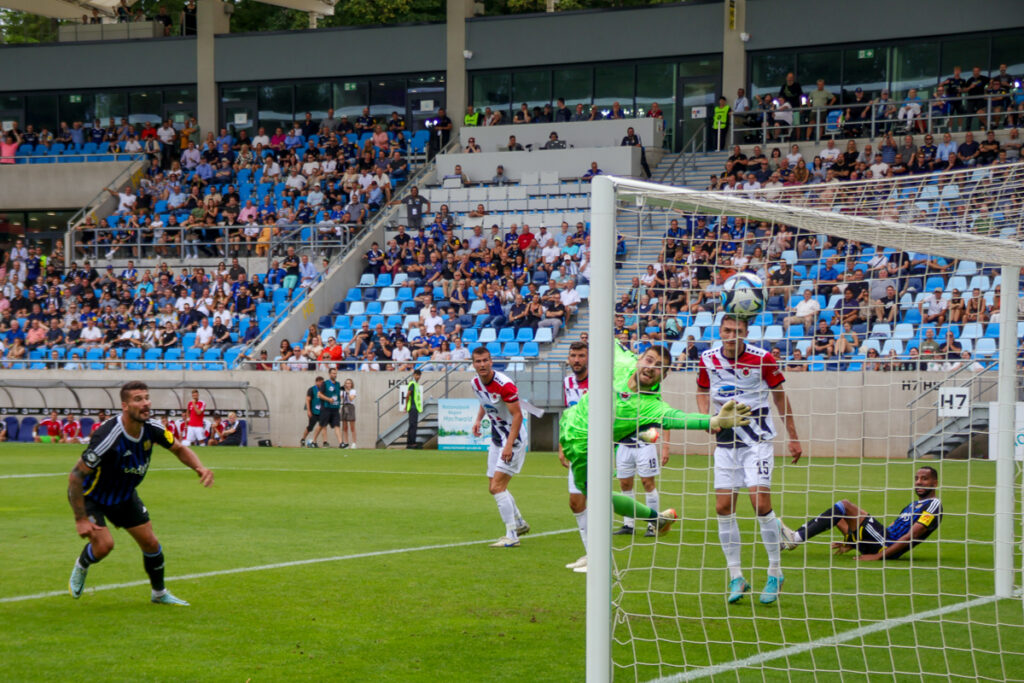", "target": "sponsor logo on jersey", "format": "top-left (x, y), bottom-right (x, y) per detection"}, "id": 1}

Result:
top-left (143, 440), bottom-right (151, 451)
top-left (718, 384), bottom-right (740, 398)
top-left (123, 462), bottom-right (149, 476)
